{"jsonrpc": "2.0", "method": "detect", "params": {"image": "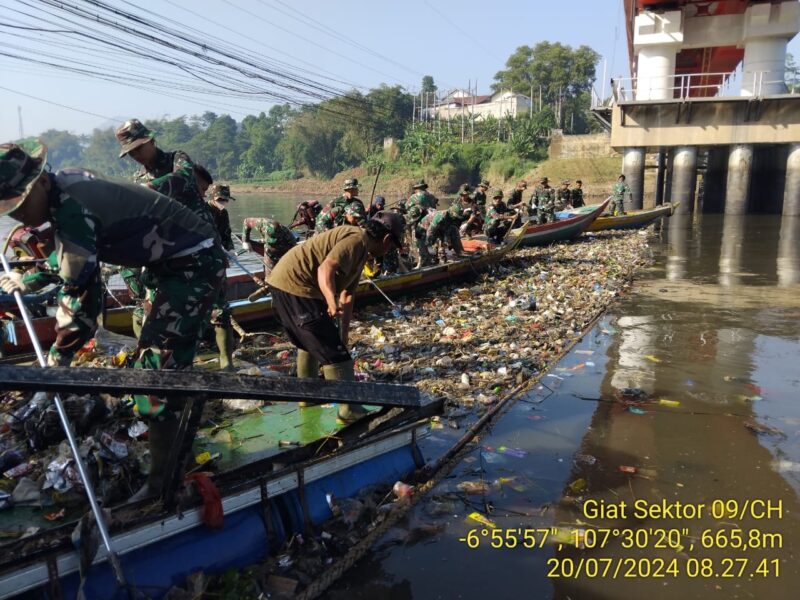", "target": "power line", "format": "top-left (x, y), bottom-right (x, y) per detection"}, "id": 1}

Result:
top-left (421, 0), bottom-right (504, 63)
top-left (0, 84), bottom-right (114, 121)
